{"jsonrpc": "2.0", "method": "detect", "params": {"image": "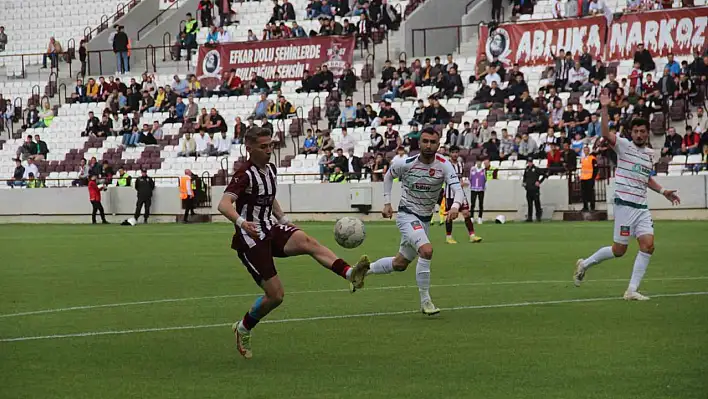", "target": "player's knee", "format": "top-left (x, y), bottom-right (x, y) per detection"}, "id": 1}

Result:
top-left (418, 244), bottom-right (433, 260)
top-left (392, 257), bottom-right (410, 271)
top-left (639, 242), bottom-right (655, 254)
top-left (612, 244), bottom-right (628, 257)
top-left (268, 290), bottom-right (285, 306)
